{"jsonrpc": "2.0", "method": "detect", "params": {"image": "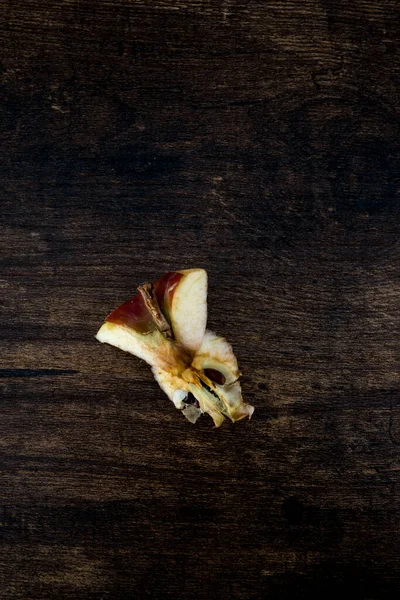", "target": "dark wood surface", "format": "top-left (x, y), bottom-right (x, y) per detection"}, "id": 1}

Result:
top-left (1, 1), bottom-right (399, 598)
